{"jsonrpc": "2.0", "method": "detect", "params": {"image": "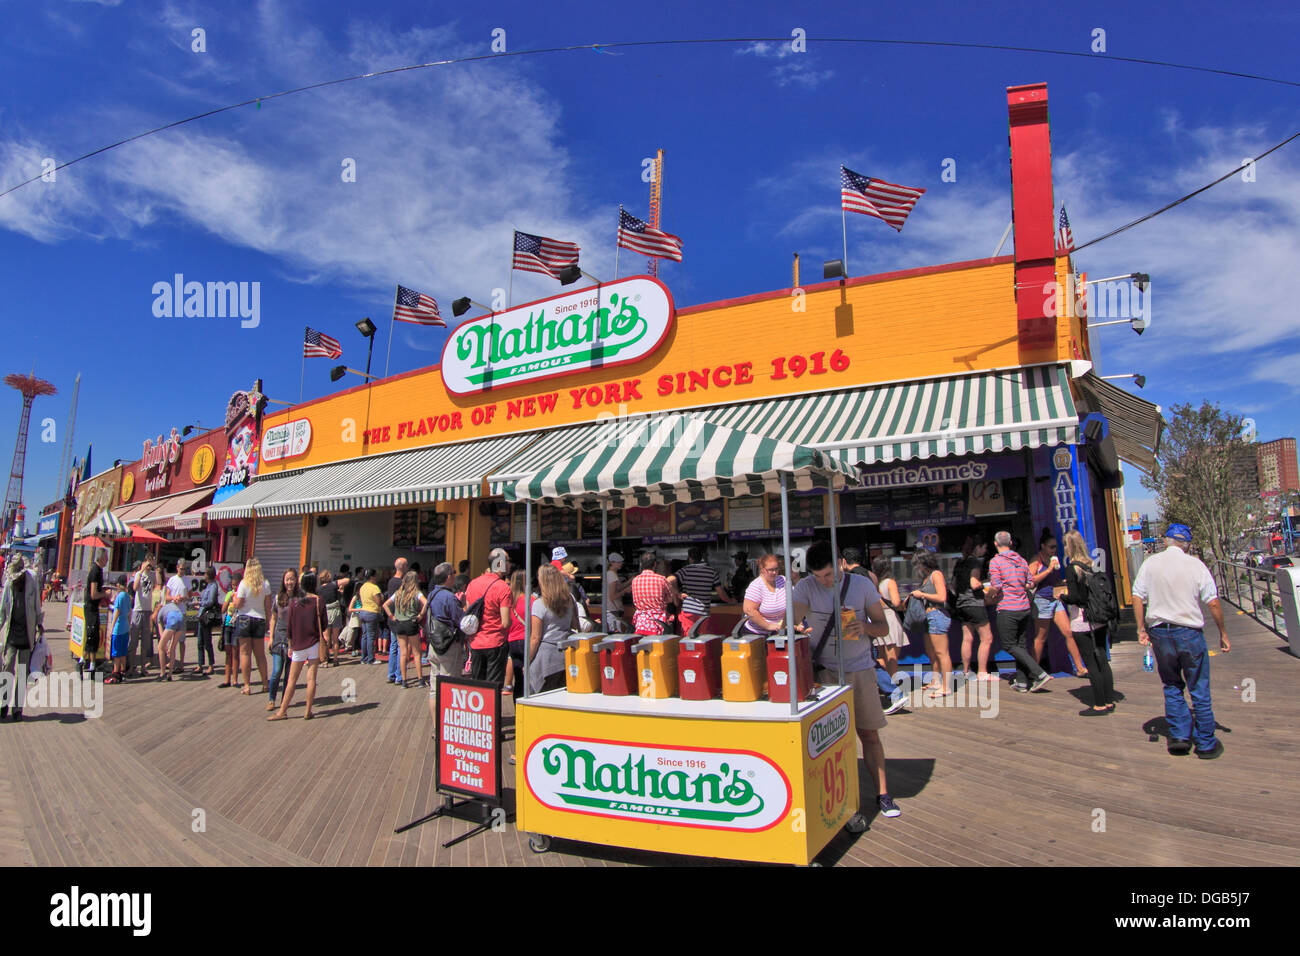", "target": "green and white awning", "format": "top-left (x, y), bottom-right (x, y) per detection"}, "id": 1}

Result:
top-left (207, 432), bottom-right (539, 520)
top-left (503, 414), bottom-right (858, 510)
top-left (702, 364), bottom-right (1078, 465)
top-left (77, 508), bottom-right (129, 537)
